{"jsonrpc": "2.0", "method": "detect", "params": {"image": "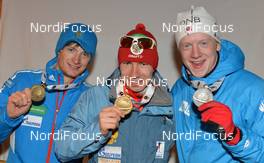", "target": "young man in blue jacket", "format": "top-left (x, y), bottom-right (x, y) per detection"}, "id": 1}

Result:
top-left (0, 23), bottom-right (97, 163)
top-left (172, 6), bottom-right (264, 162)
top-left (55, 23), bottom-right (175, 163)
